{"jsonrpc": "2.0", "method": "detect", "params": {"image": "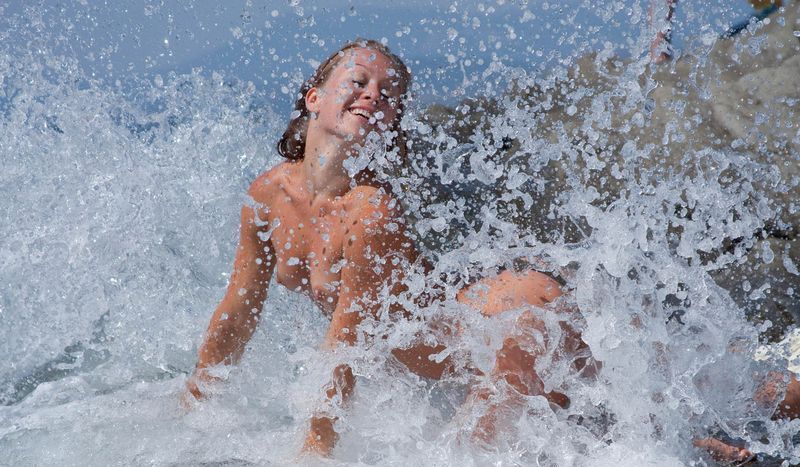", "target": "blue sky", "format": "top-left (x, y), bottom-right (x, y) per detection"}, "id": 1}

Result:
top-left (3, 0), bottom-right (757, 112)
